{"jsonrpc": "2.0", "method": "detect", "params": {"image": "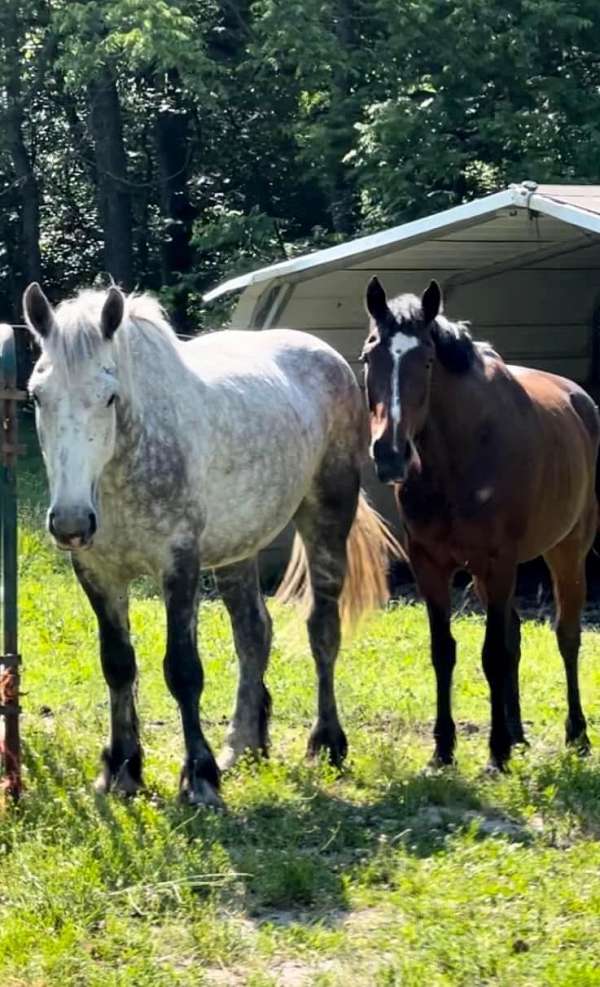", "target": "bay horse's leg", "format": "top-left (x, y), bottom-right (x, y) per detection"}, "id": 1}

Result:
top-left (162, 544), bottom-right (221, 806)
top-left (544, 541), bottom-right (590, 753)
top-left (72, 560), bottom-right (142, 795)
top-left (293, 467), bottom-right (359, 766)
top-left (475, 577), bottom-right (526, 746)
top-left (411, 546), bottom-right (456, 765)
top-left (481, 563), bottom-right (517, 771)
top-left (505, 607), bottom-right (528, 745)
top-left (215, 558), bottom-right (273, 771)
